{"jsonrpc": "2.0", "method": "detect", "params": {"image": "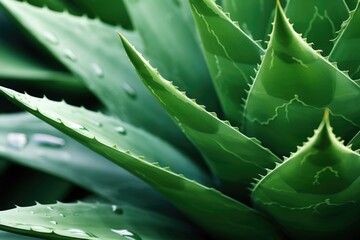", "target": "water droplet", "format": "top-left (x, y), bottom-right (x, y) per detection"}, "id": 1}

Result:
top-left (59, 213), bottom-right (65, 217)
top-left (111, 205), bottom-right (123, 215)
top-left (30, 211), bottom-right (35, 214)
top-left (47, 206), bottom-right (54, 211)
top-left (115, 126), bottom-right (126, 135)
top-left (50, 221), bottom-right (58, 225)
top-left (43, 31), bottom-right (59, 45)
top-left (64, 49), bottom-right (77, 62)
top-left (7, 133), bottom-right (28, 149)
top-left (64, 121), bottom-right (86, 130)
top-left (32, 134), bottom-right (66, 148)
top-left (111, 229), bottom-right (141, 240)
top-left (65, 228), bottom-right (96, 238)
top-left (91, 63), bottom-right (104, 78)
top-left (31, 226), bottom-right (52, 233)
top-left (122, 83), bottom-right (137, 99)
